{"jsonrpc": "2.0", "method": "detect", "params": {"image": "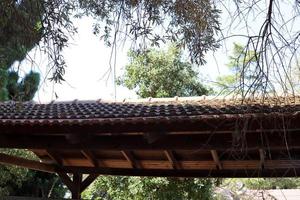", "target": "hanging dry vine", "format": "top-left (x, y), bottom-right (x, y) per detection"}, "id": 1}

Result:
top-left (218, 0), bottom-right (300, 99)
